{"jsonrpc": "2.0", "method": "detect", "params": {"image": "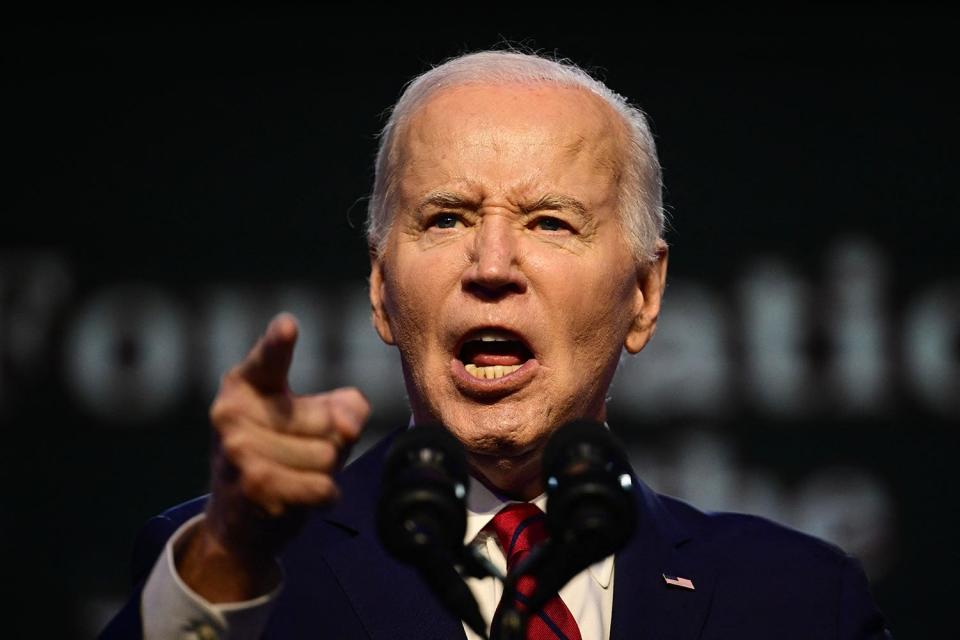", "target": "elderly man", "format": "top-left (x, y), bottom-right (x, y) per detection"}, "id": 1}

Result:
top-left (102, 51), bottom-right (890, 639)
